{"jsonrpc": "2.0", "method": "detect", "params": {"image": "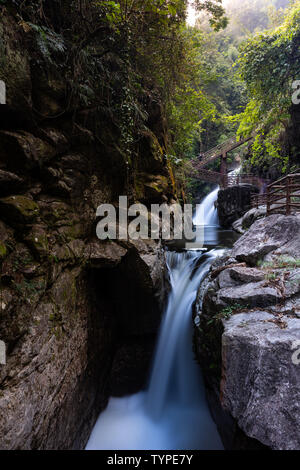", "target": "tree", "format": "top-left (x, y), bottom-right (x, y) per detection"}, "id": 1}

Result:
top-left (233, 2), bottom-right (300, 175)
